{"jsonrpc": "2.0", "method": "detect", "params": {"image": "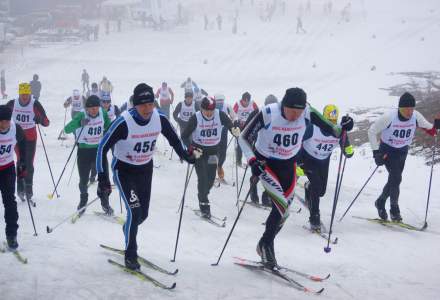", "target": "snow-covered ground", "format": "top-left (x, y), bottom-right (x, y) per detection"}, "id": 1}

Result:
top-left (1, 1), bottom-right (440, 299)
